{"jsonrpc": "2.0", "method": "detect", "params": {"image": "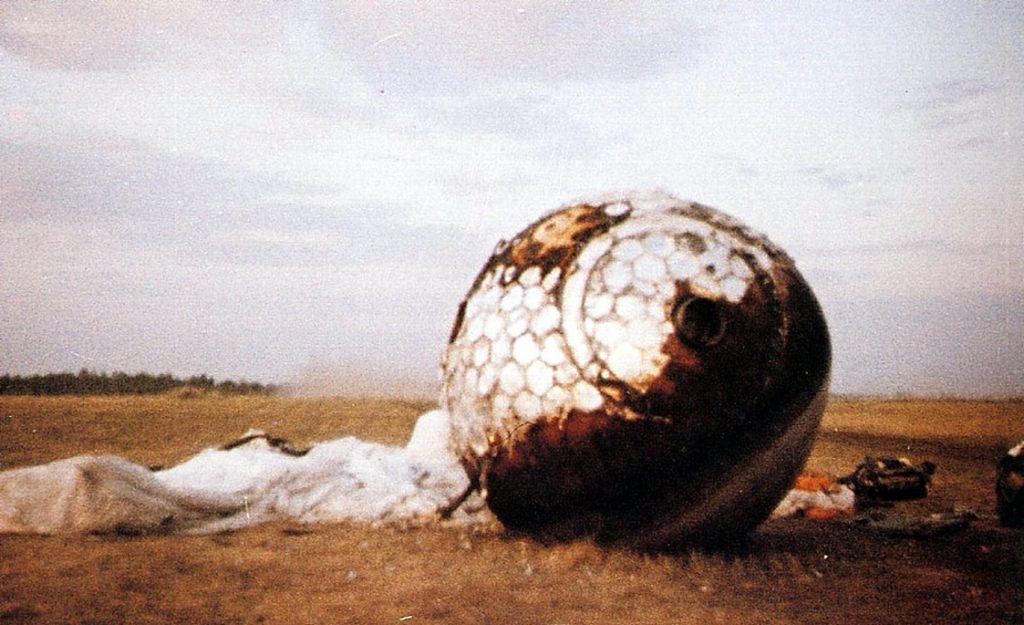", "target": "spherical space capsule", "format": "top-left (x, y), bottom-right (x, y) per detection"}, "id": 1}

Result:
top-left (441, 191), bottom-right (831, 548)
